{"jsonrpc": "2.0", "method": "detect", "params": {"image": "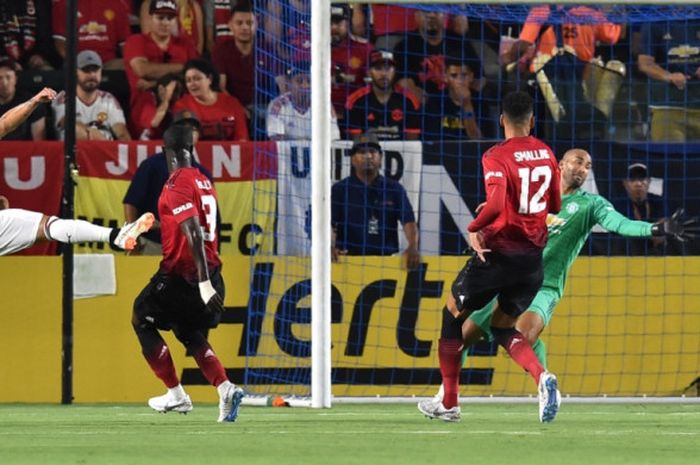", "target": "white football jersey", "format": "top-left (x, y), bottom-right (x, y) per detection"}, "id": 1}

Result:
top-left (52, 90), bottom-right (127, 140)
top-left (266, 93), bottom-right (340, 140)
